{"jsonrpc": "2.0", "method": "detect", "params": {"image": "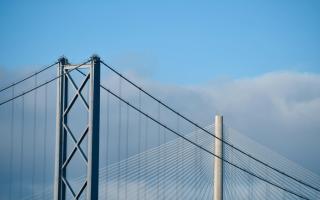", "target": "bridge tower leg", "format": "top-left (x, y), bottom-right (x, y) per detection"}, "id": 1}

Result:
top-left (54, 56), bottom-right (101, 200)
top-left (214, 115), bottom-right (223, 200)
